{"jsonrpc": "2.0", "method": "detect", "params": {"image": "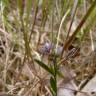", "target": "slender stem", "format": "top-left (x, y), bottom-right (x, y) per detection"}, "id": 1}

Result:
top-left (61, 0), bottom-right (96, 58)
top-left (53, 55), bottom-right (57, 96)
top-left (28, 0), bottom-right (39, 43)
